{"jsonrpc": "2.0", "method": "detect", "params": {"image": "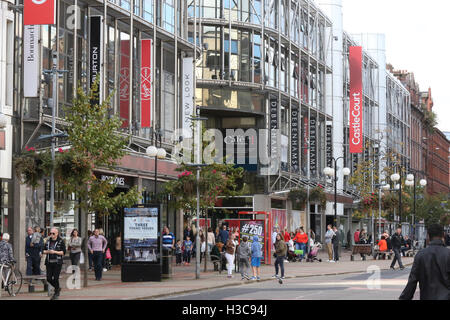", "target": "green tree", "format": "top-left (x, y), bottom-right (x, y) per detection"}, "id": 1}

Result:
top-left (62, 82), bottom-right (142, 287)
top-left (415, 193), bottom-right (450, 226)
